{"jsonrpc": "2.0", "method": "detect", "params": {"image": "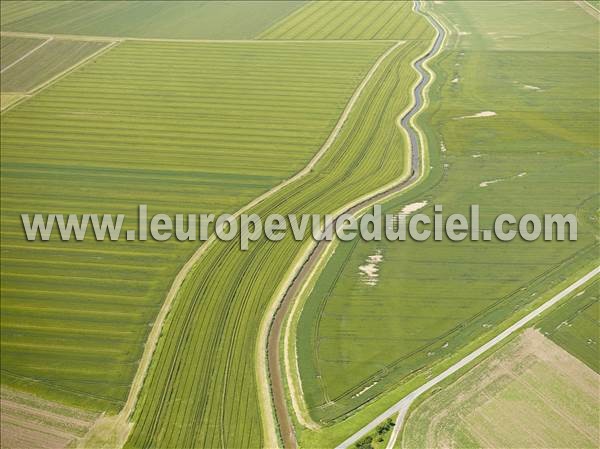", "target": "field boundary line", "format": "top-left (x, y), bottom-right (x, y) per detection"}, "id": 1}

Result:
top-left (577, 0), bottom-right (600, 18)
top-left (82, 38), bottom-right (406, 449)
top-left (273, 2), bottom-right (447, 441)
top-left (335, 266), bottom-right (600, 449)
top-left (0, 36), bottom-right (53, 74)
top-left (0, 30), bottom-right (399, 44)
top-left (1, 40), bottom-right (119, 115)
